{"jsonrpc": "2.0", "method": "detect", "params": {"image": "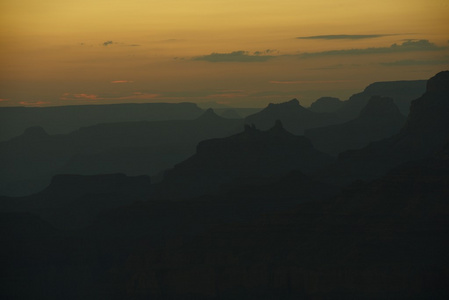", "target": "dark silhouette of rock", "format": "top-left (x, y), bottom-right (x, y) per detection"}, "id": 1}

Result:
top-left (0, 115), bottom-right (242, 196)
top-left (322, 71), bottom-right (449, 184)
top-left (107, 151), bottom-right (449, 299)
top-left (244, 98), bottom-right (341, 134)
top-left (155, 121), bottom-right (334, 199)
top-left (195, 108), bottom-right (222, 122)
top-left (309, 96), bottom-right (343, 113)
top-left (1, 72), bottom-right (447, 300)
top-left (305, 96), bottom-right (406, 155)
top-left (0, 102), bottom-right (204, 142)
top-left (337, 80), bottom-right (426, 120)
